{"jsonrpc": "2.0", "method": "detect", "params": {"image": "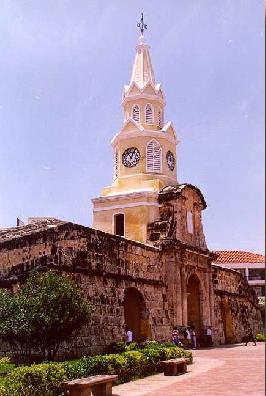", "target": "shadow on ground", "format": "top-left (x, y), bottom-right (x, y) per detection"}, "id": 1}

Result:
top-left (195, 343), bottom-right (246, 351)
